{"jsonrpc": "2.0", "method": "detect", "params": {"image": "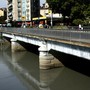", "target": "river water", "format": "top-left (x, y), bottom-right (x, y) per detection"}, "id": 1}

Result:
top-left (0, 42), bottom-right (90, 90)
